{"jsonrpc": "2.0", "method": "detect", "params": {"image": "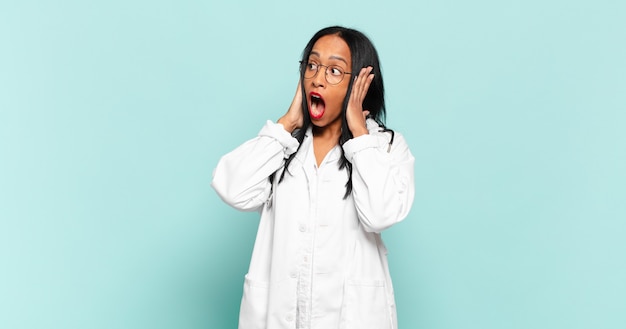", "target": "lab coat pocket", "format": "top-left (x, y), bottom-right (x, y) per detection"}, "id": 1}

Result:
top-left (341, 279), bottom-right (392, 329)
top-left (239, 274), bottom-right (269, 329)
top-left (266, 276), bottom-right (298, 328)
